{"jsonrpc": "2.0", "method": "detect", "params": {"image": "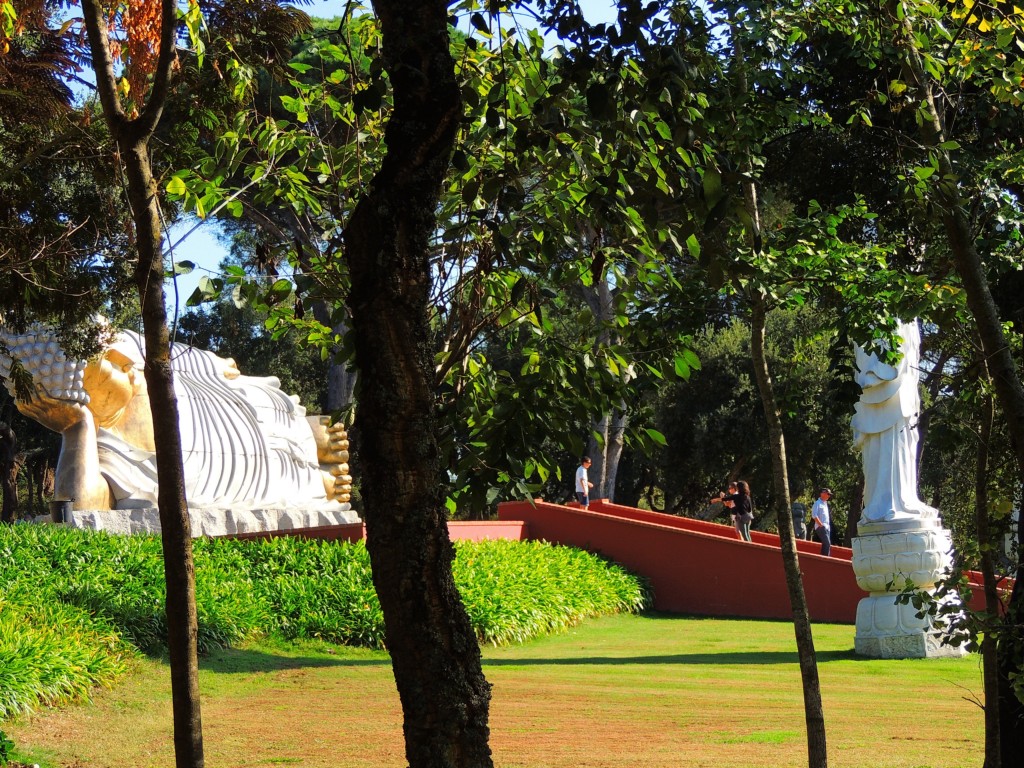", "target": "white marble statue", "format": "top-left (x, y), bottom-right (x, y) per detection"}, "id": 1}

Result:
top-left (851, 319), bottom-right (937, 525)
top-left (0, 325), bottom-right (353, 514)
top-left (850, 320), bottom-right (963, 659)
